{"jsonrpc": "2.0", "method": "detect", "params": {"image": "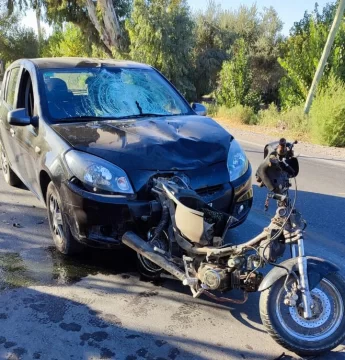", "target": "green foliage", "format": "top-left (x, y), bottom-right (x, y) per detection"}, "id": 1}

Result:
top-left (219, 104), bottom-right (257, 125)
top-left (192, 1), bottom-right (235, 98)
top-left (258, 104), bottom-right (309, 138)
top-left (279, 2), bottom-right (345, 109)
top-left (278, 20), bottom-right (328, 108)
top-left (0, 12), bottom-right (39, 64)
top-left (216, 38), bottom-right (260, 109)
top-left (202, 102), bottom-right (218, 117)
top-left (257, 103), bottom-right (280, 127)
top-left (291, 2), bottom-right (337, 36)
top-left (250, 7), bottom-right (284, 104)
top-left (126, 0), bottom-right (195, 99)
top-left (42, 23), bottom-right (91, 57)
top-left (7, 0), bottom-right (132, 55)
top-left (192, 4), bottom-right (284, 102)
top-left (310, 74), bottom-right (345, 147)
